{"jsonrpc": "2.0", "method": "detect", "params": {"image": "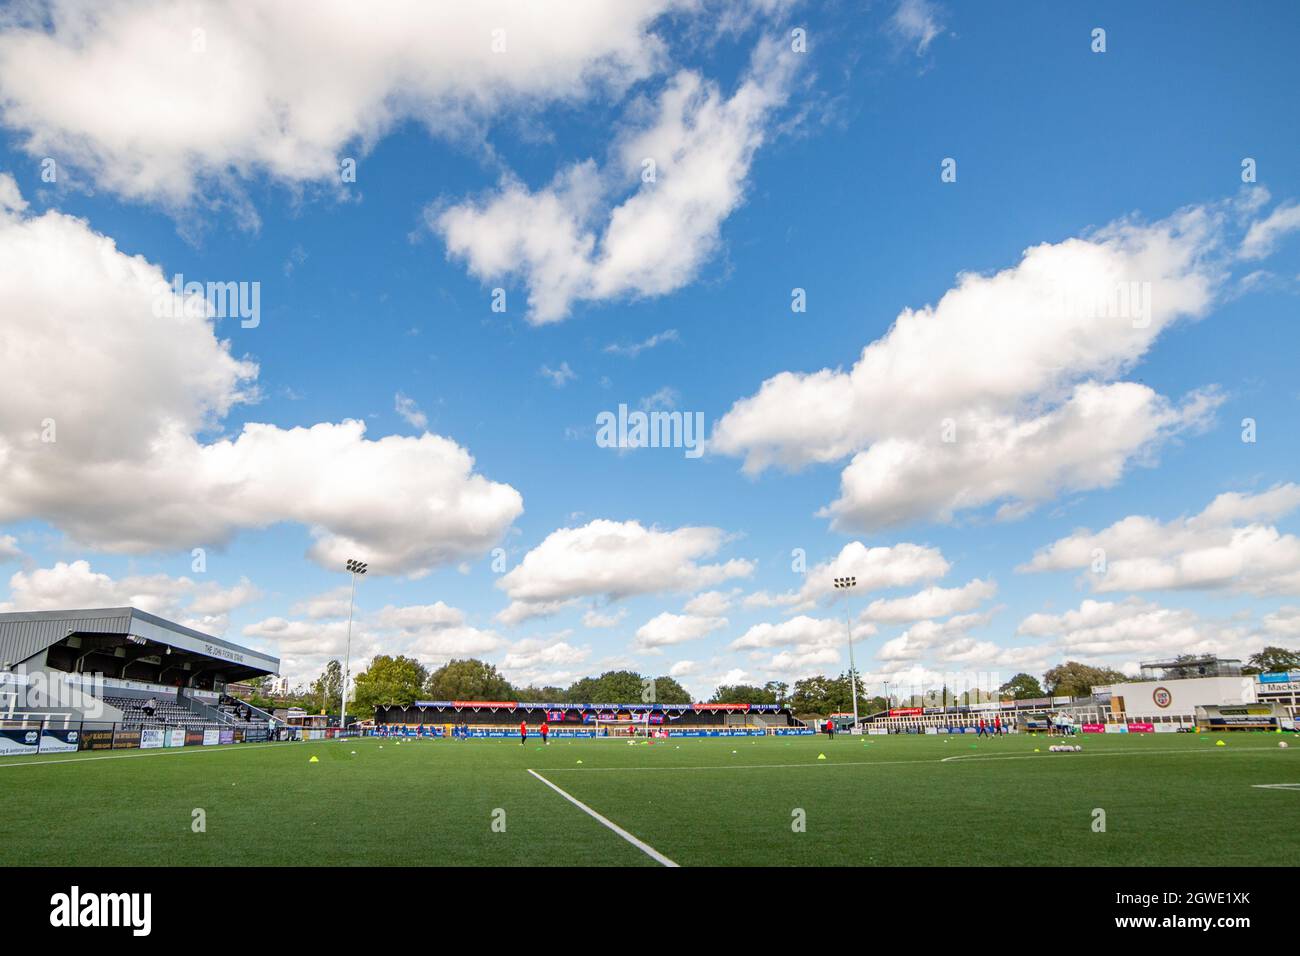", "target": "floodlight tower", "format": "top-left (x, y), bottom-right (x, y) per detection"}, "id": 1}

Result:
top-left (340, 558), bottom-right (368, 731)
top-left (832, 575), bottom-right (861, 730)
